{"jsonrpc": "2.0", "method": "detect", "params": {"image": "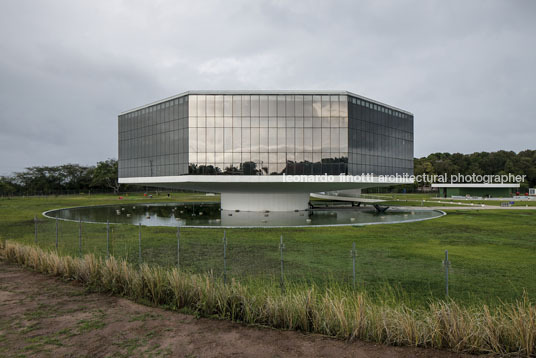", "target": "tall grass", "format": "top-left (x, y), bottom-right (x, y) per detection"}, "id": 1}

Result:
top-left (1, 241), bottom-right (534, 356)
